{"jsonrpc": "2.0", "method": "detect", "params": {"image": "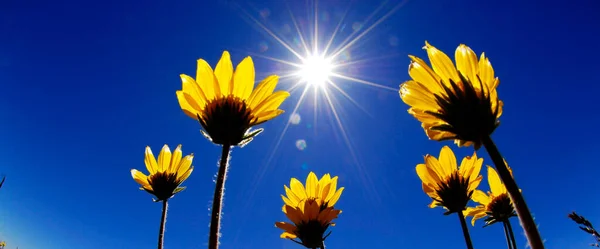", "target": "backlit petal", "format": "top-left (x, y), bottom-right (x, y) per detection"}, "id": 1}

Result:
top-left (471, 190), bottom-right (491, 206)
top-left (144, 146), bottom-right (158, 174)
top-left (252, 91), bottom-right (290, 114)
top-left (438, 146), bottom-right (458, 174)
top-left (131, 169), bottom-right (149, 187)
top-left (157, 145), bottom-right (172, 173)
top-left (195, 59), bottom-right (218, 100)
top-left (290, 178), bottom-right (307, 200)
top-left (424, 41), bottom-right (460, 85)
top-left (169, 145), bottom-right (183, 172)
top-left (248, 75), bottom-right (279, 109)
top-left (399, 81), bottom-right (439, 111)
top-left (305, 172), bottom-right (318, 198)
top-left (454, 44), bottom-right (479, 83)
top-left (232, 56), bottom-right (255, 100)
top-left (176, 91), bottom-right (200, 119)
top-left (328, 187), bottom-right (344, 207)
top-left (487, 166), bottom-right (505, 195)
top-left (215, 51), bottom-right (233, 95)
